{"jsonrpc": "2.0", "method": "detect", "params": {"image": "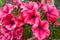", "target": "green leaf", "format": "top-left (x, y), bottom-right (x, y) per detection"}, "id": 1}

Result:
top-left (23, 0), bottom-right (27, 2)
top-left (23, 24), bottom-right (32, 39)
top-left (49, 25), bottom-right (60, 40)
top-left (12, 7), bottom-right (22, 18)
top-left (57, 16), bottom-right (60, 22)
top-left (38, 9), bottom-right (47, 20)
